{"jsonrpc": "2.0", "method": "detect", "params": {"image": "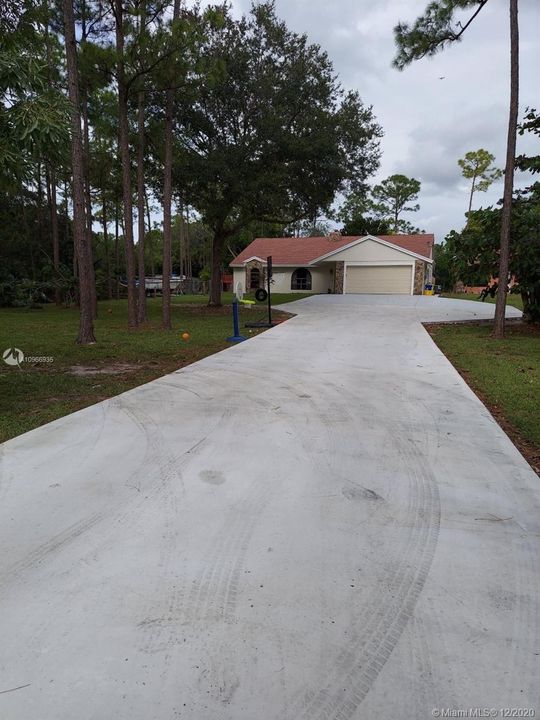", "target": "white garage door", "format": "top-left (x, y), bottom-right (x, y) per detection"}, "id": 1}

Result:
top-left (345, 265), bottom-right (412, 294)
